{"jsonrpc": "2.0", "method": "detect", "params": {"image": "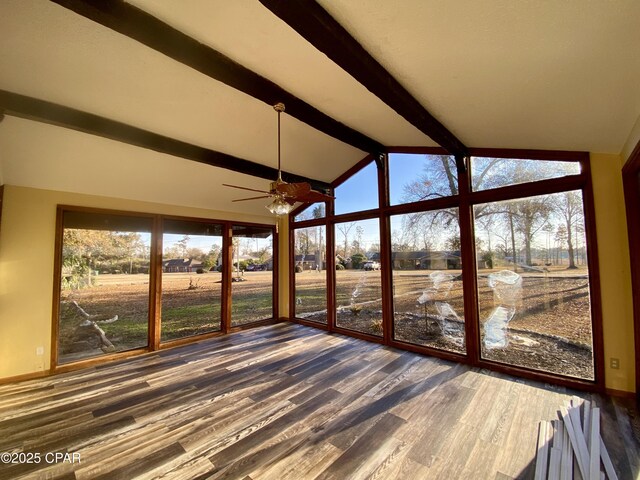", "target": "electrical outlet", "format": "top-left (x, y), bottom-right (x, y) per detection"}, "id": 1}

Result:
top-left (610, 357), bottom-right (620, 369)
top-left (36, 346), bottom-right (44, 356)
